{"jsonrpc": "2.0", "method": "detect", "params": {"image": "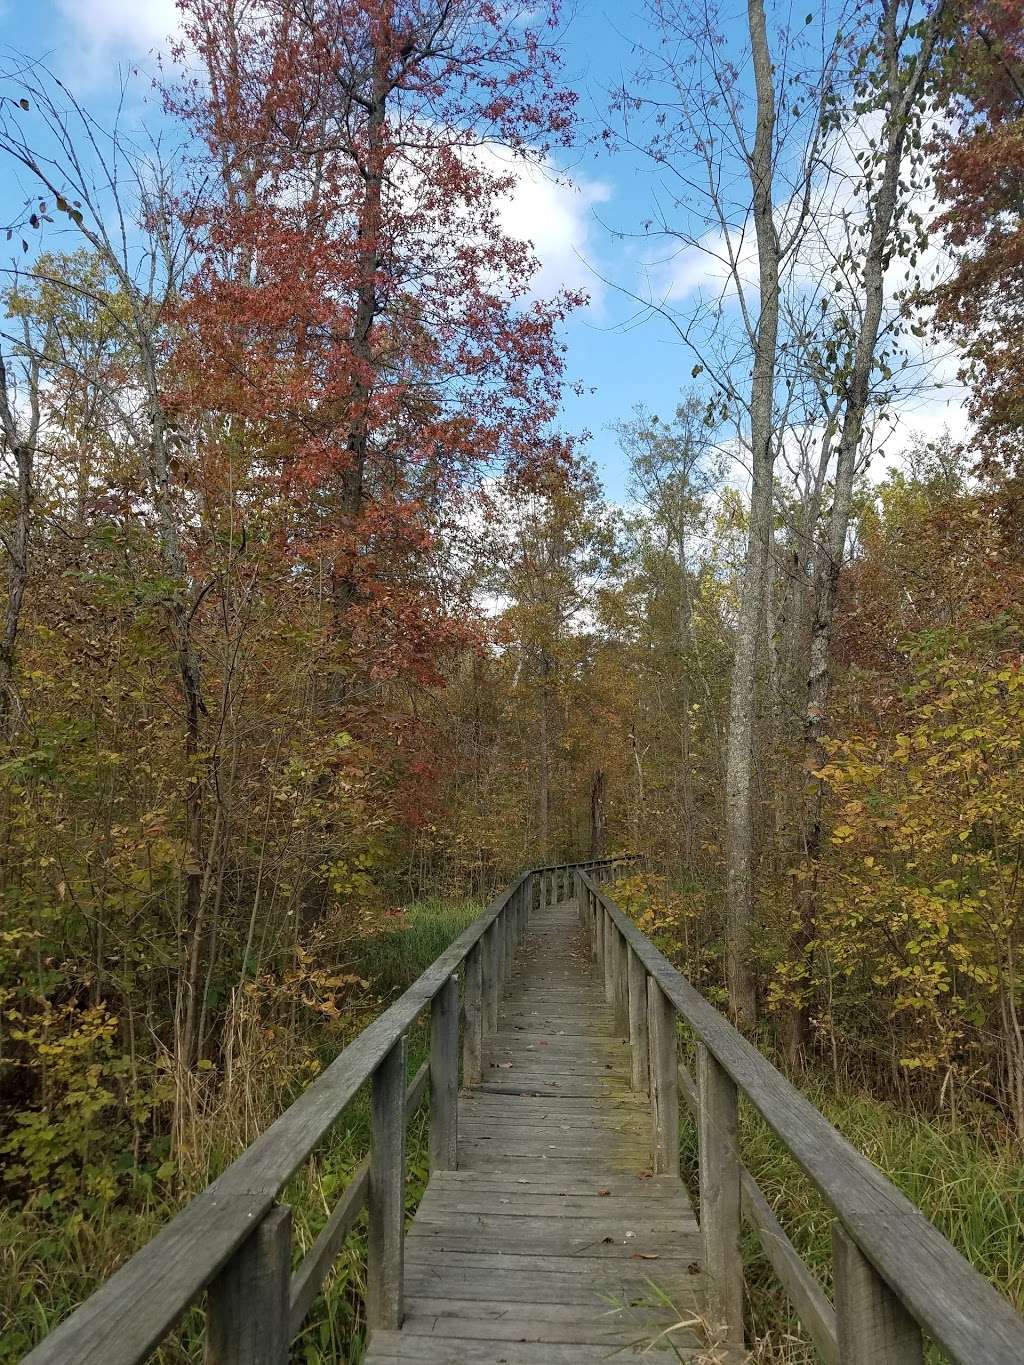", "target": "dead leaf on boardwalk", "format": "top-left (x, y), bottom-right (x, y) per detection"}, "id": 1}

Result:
top-left (634, 1253), bottom-right (660, 1260)
top-left (598, 1189), bottom-right (611, 1197)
